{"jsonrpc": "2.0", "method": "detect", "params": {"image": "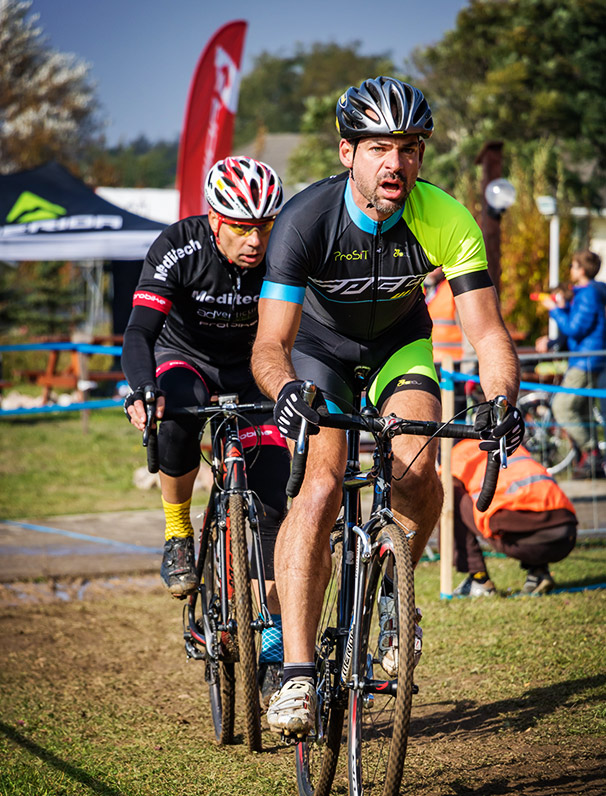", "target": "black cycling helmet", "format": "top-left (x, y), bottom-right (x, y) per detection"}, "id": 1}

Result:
top-left (336, 76), bottom-right (433, 141)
